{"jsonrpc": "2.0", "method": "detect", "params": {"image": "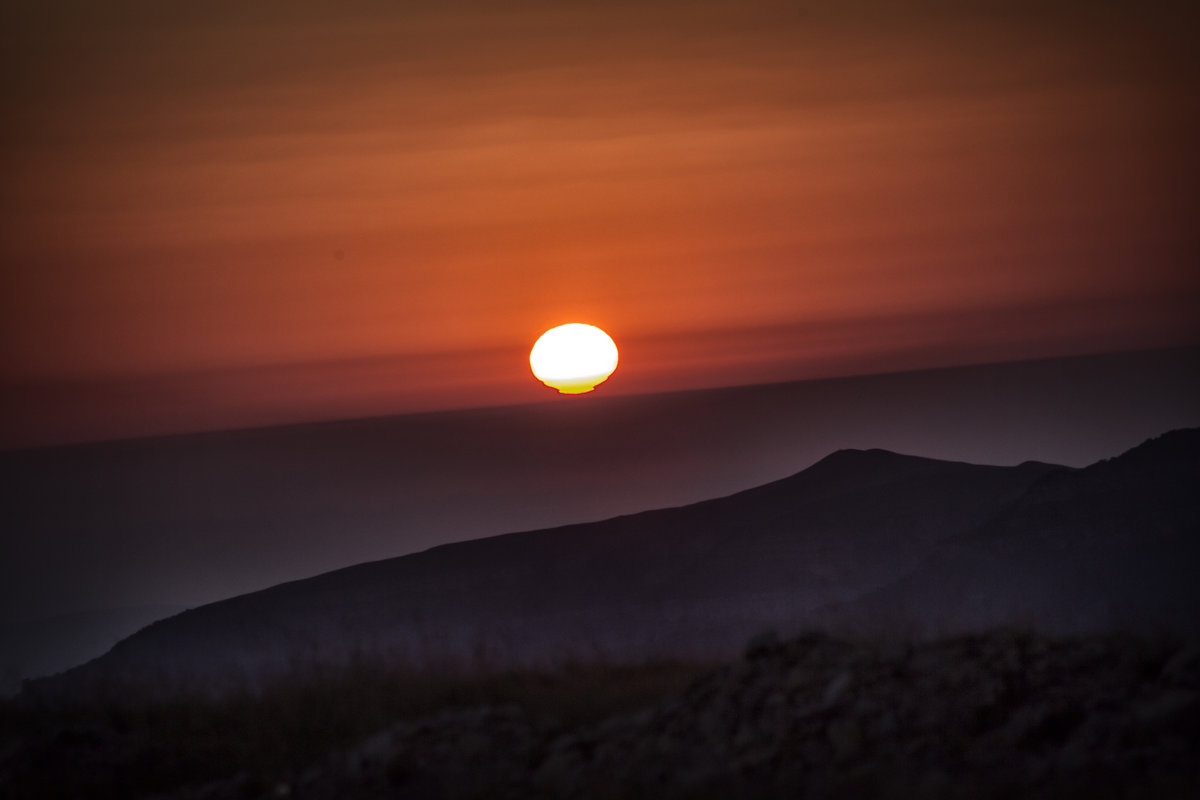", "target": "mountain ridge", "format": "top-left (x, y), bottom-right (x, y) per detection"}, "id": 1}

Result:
top-left (818, 428), bottom-right (1200, 636)
top-left (25, 431), bottom-right (1198, 700)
